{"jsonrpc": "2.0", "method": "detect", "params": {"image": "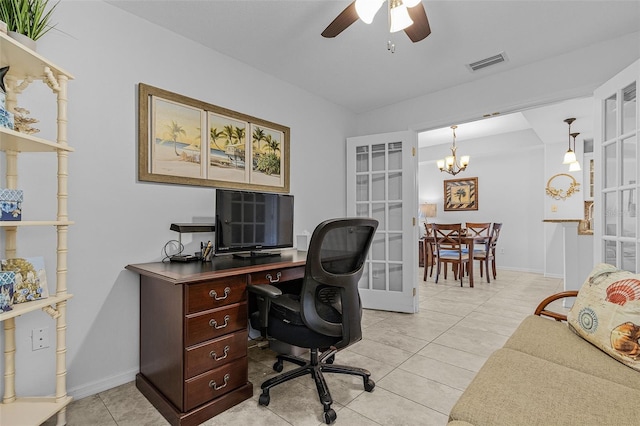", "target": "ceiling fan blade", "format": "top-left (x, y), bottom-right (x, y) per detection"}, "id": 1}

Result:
top-left (322, 1), bottom-right (359, 38)
top-left (404, 3), bottom-right (431, 42)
